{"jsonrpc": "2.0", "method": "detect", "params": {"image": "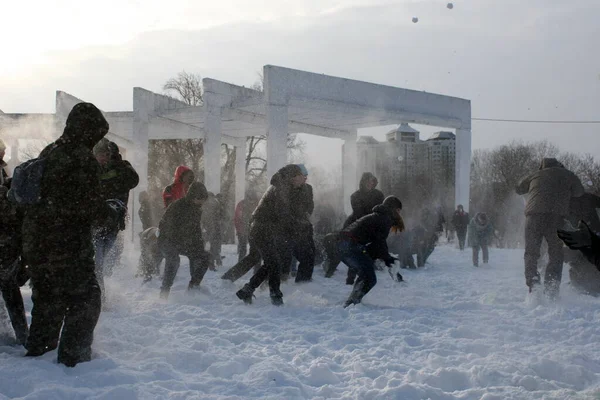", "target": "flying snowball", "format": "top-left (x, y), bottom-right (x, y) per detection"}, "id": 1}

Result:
top-left (412, 16), bottom-right (419, 23)
top-left (447, 3), bottom-right (454, 9)
top-left (397, 156), bottom-right (404, 162)
top-left (587, 180), bottom-right (594, 187)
